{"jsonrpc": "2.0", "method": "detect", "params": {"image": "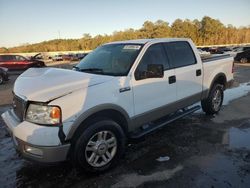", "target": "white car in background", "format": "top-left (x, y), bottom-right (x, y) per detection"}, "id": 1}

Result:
top-left (198, 49), bottom-right (211, 58)
top-left (52, 54), bottom-right (63, 61)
